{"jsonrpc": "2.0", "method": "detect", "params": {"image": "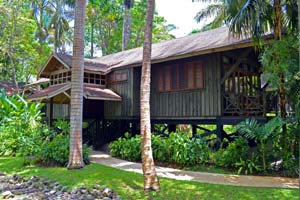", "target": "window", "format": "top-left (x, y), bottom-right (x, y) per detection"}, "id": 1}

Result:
top-left (50, 70), bottom-right (71, 85)
top-left (84, 72), bottom-right (106, 86)
top-left (158, 61), bottom-right (204, 92)
top-left (108, 70), bottom-right (128, 83)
